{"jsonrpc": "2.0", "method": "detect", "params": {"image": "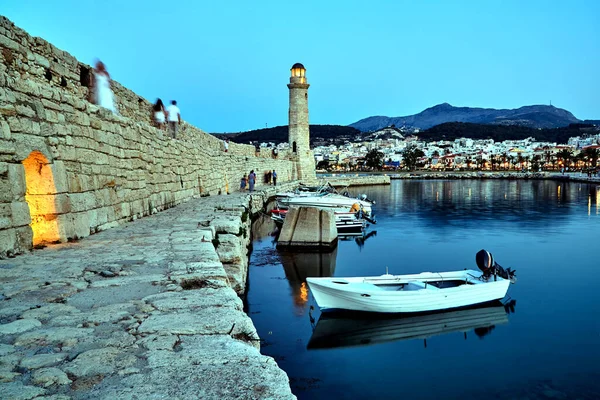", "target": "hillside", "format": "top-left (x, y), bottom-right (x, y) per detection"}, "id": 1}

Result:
top-left (350, 103), bottom-right (581, 132)
top-left (419, 122), bottom-right (598, 143)
top-left (213, 125), bottom-right (362, 145)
